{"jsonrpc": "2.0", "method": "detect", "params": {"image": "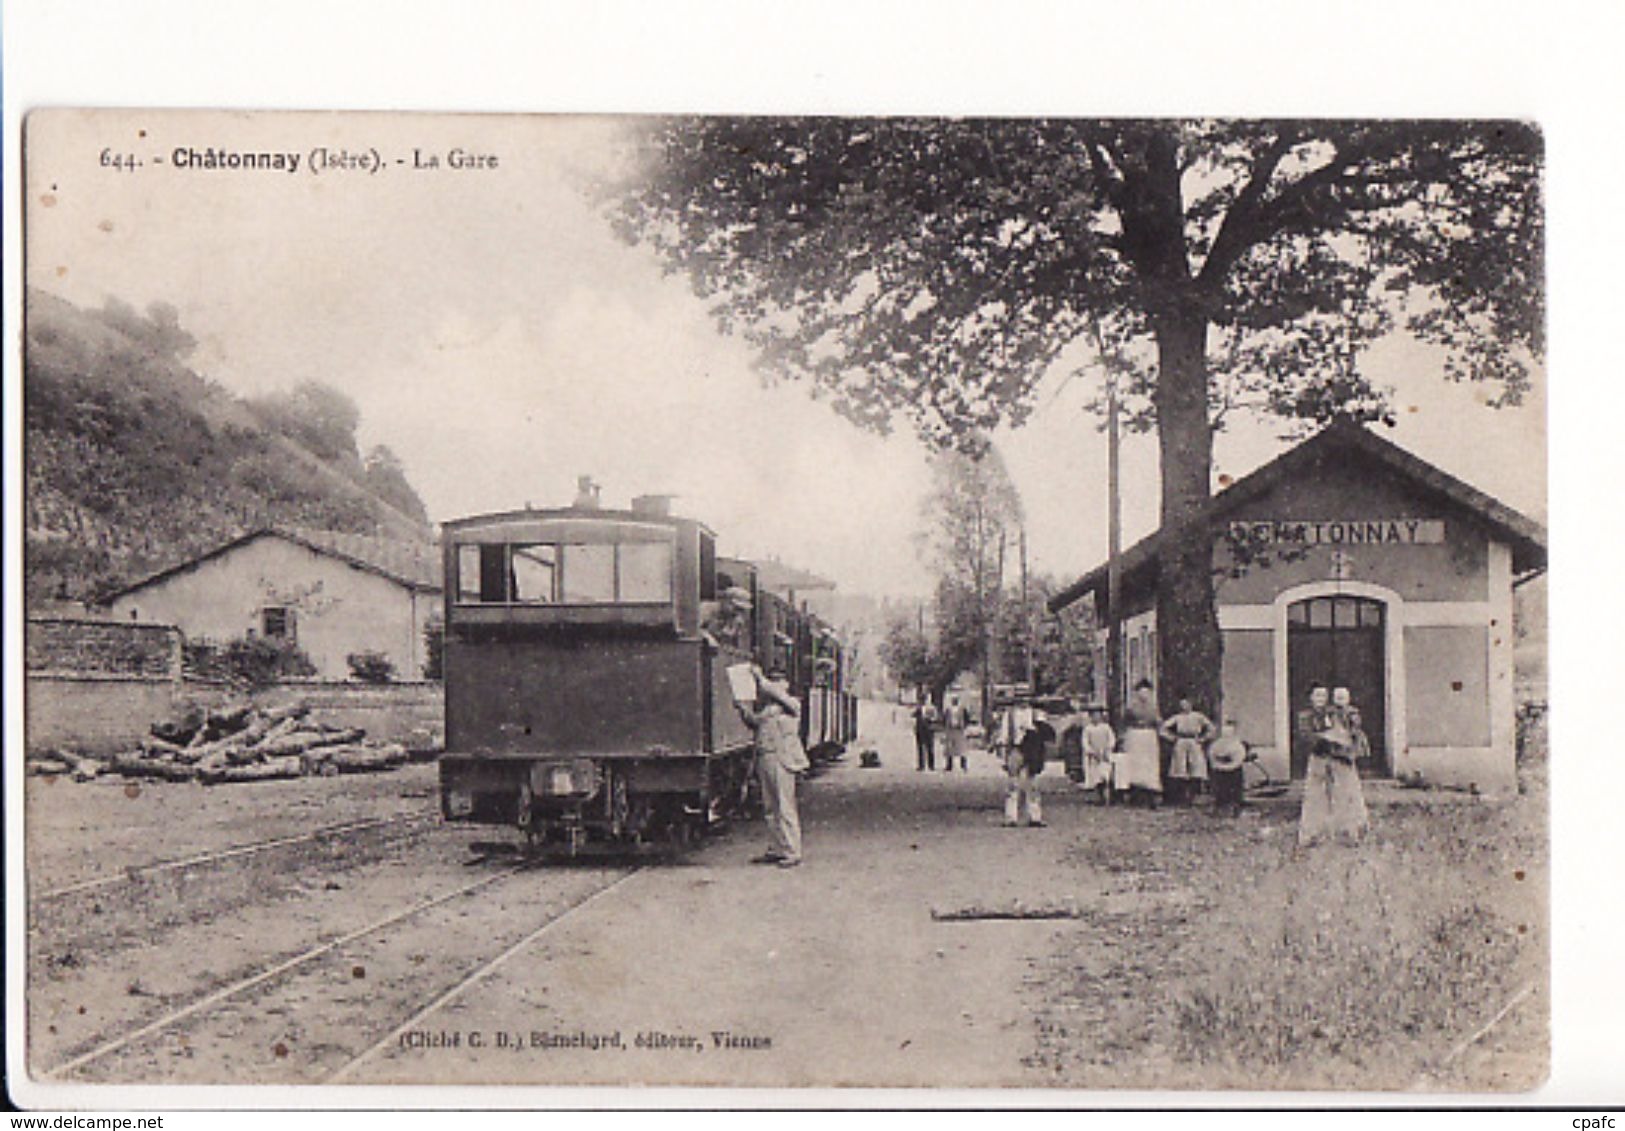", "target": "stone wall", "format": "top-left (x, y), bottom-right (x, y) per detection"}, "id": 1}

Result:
top-left (26, 617), bottom-right (181, 678)
top-left (26, 670), bottom-right (445, 755)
